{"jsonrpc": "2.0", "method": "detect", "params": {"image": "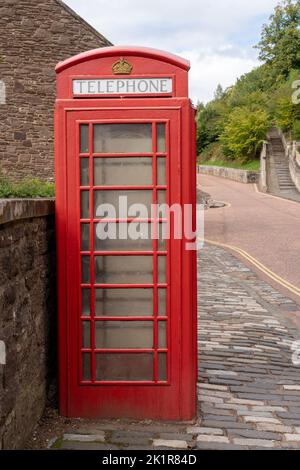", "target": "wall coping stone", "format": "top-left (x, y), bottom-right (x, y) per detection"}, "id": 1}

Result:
top-left (0, 199), bottom-right (55, 226)
top-left (197, 165), bottom-right (259, 184)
